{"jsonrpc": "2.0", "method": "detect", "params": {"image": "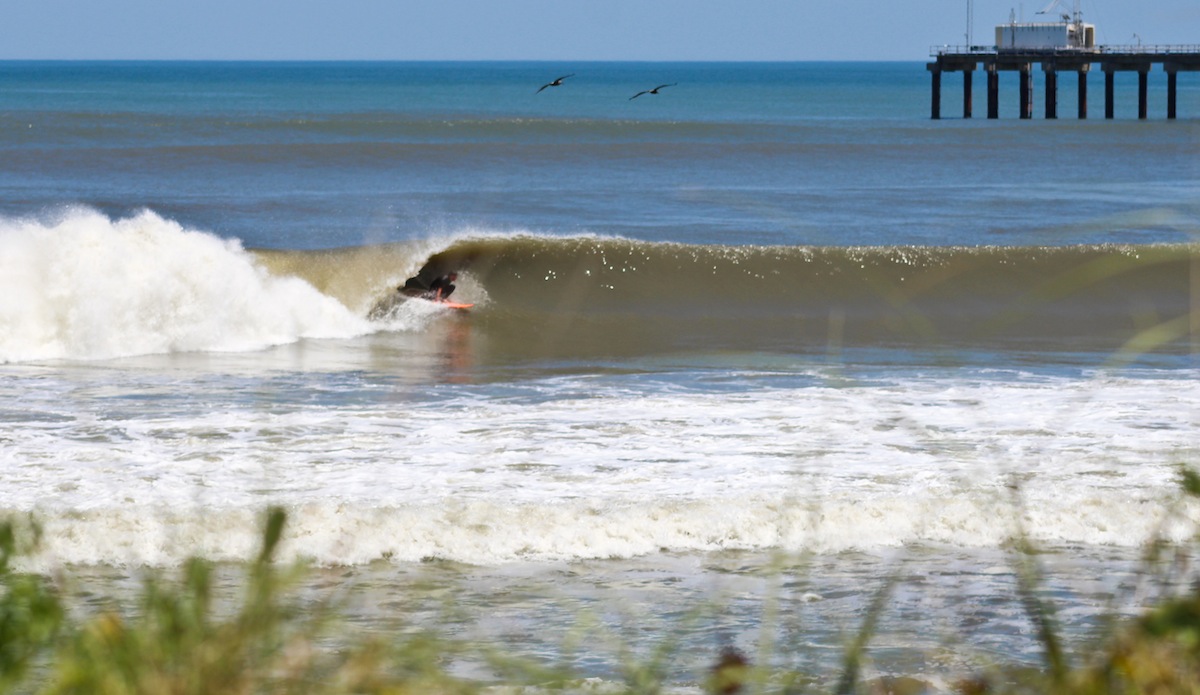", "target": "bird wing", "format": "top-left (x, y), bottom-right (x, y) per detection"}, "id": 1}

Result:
top-left (629, 91), bottom-right (648, 100)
